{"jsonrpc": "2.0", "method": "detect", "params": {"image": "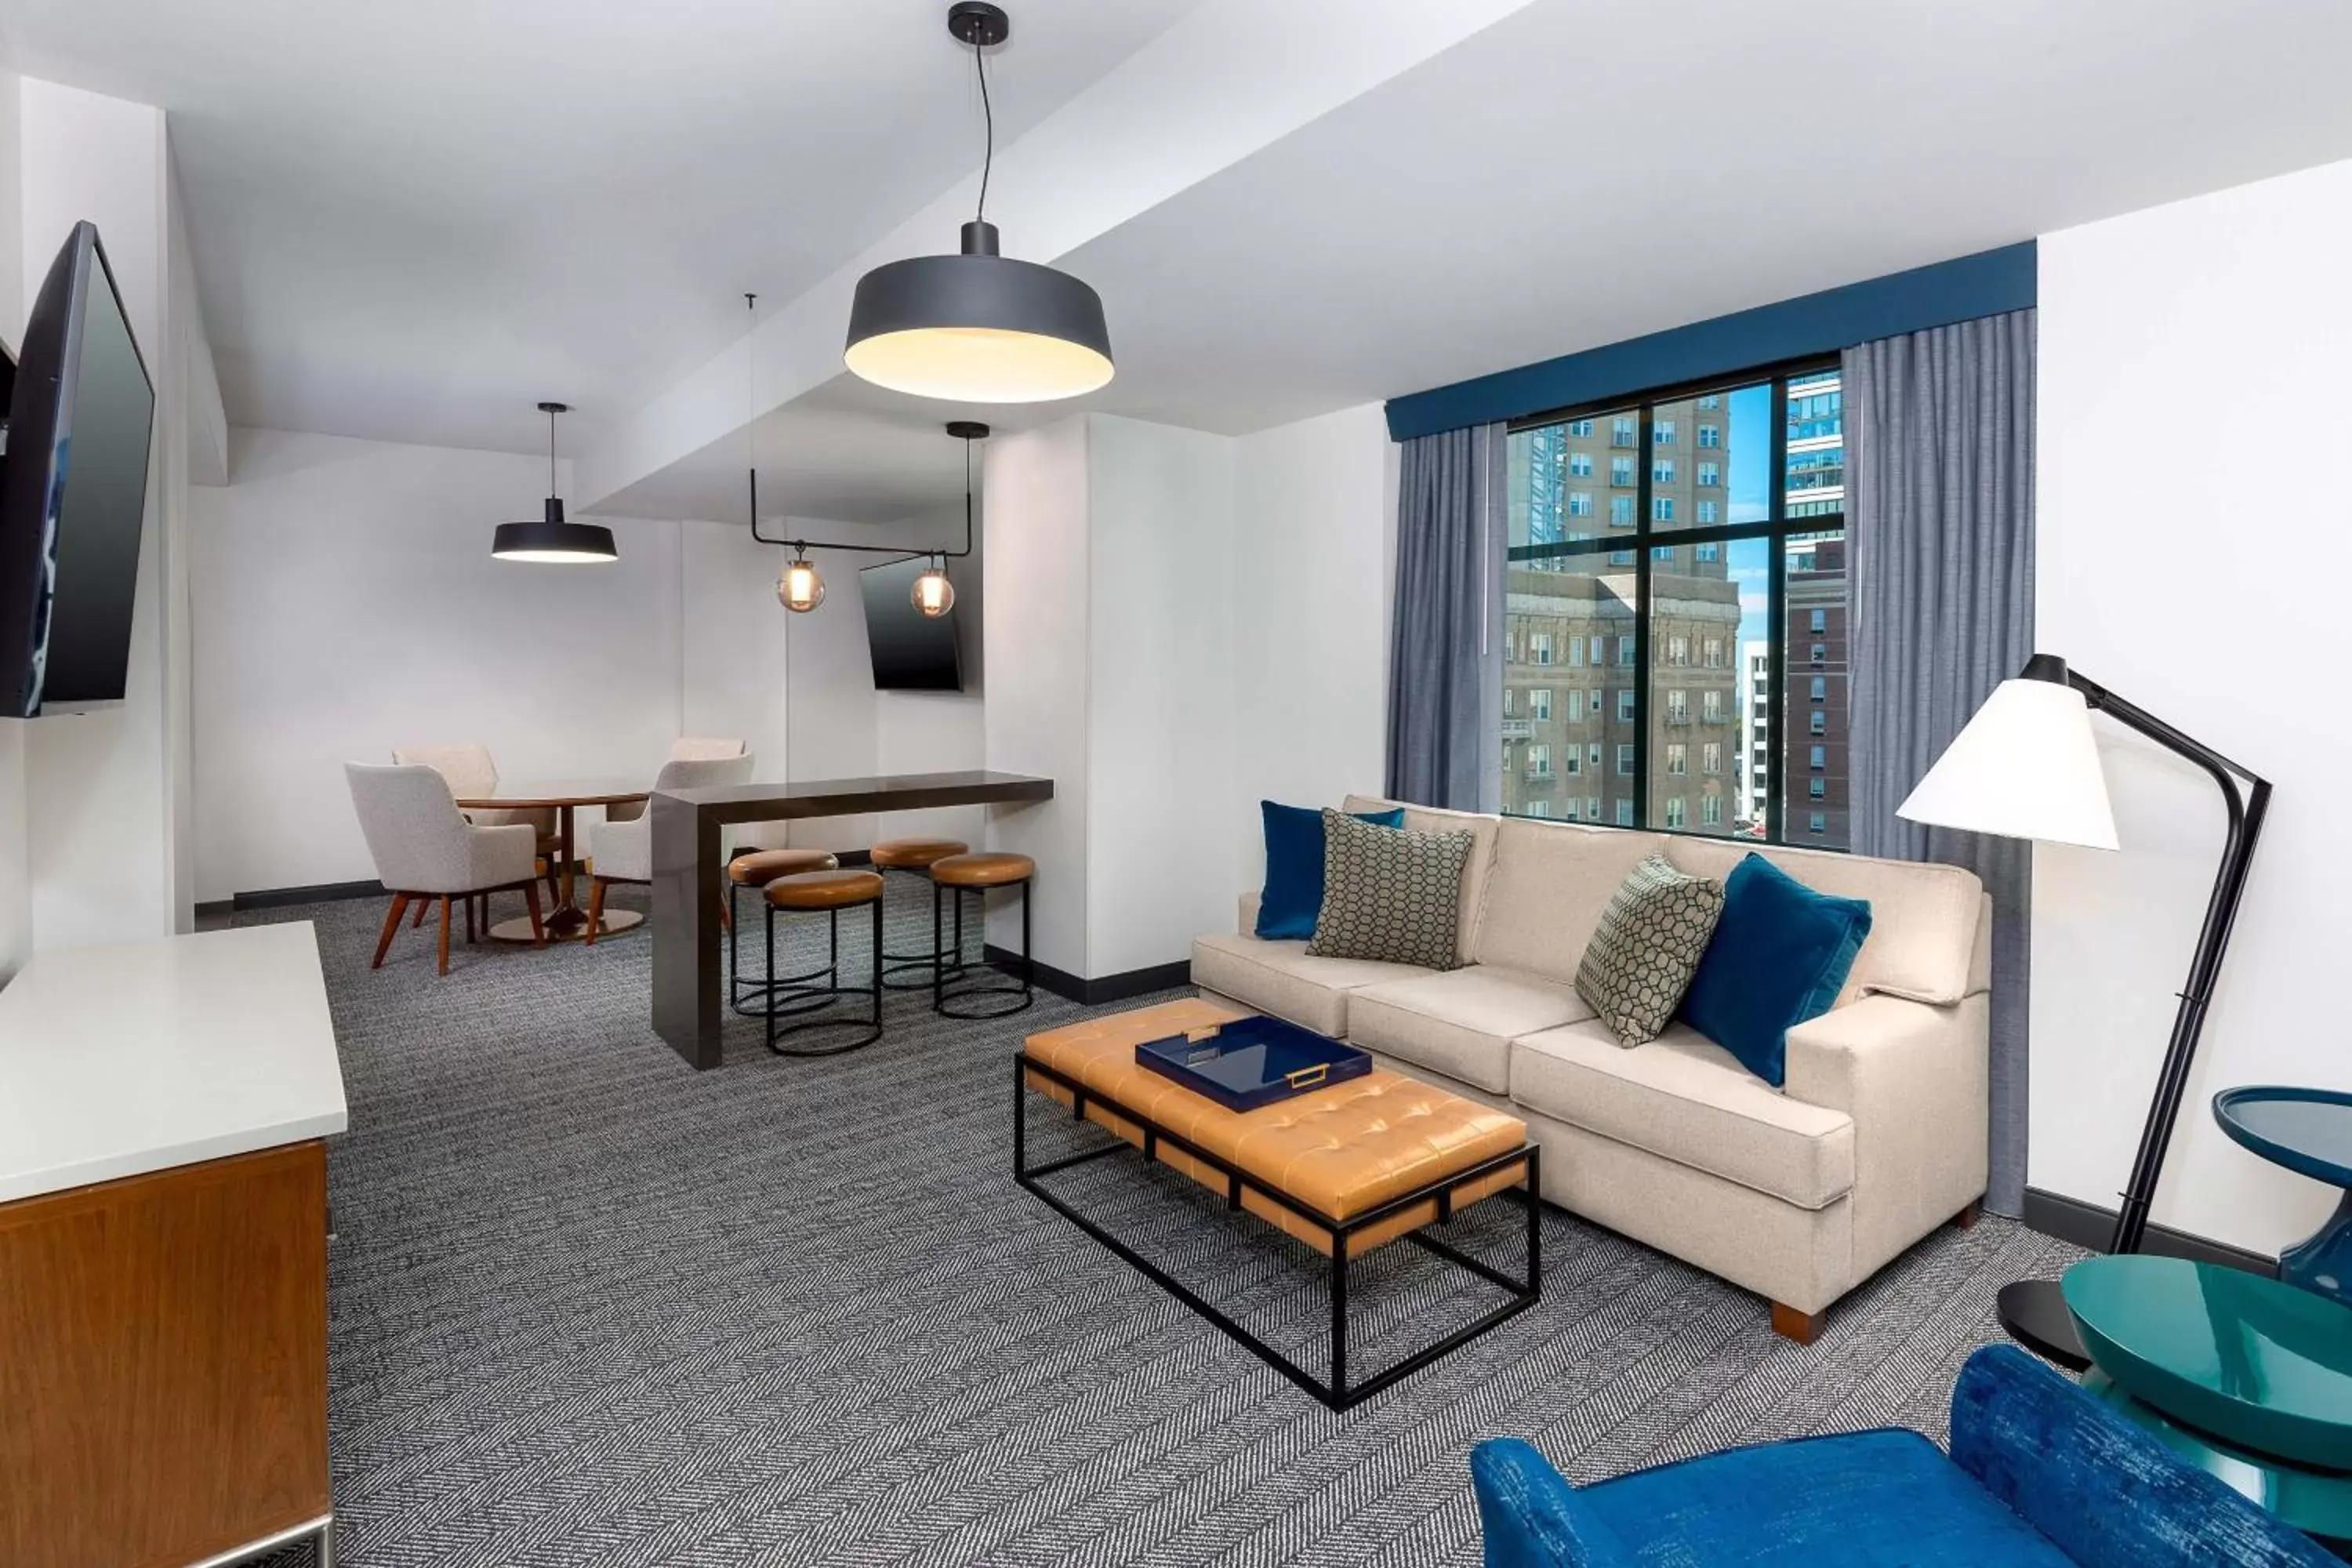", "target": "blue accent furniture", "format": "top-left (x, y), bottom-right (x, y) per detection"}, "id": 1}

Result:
top-left (1472, 1344), bottom-right (2339, 1566)
top-left (1254, 800), bottom-right (1403, 940)
top-left (1679, 851), bottom-right (1871, 1087)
